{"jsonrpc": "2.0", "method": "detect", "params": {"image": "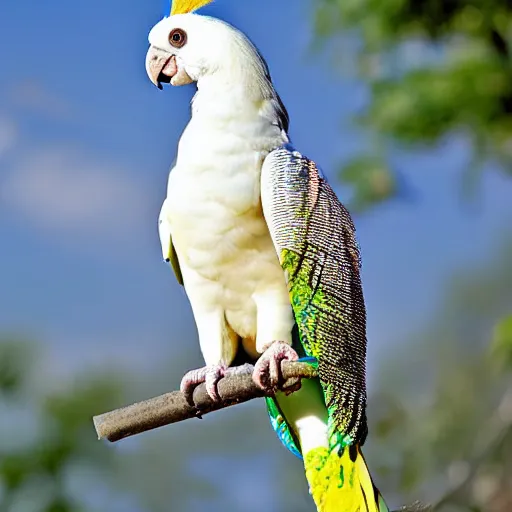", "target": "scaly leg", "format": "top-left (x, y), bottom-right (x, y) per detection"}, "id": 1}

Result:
top-left (252, 341), bottom-right (300, 395)
top-left (181, 364), bottom-right (228, 402)
top-left (178, 271), bottom-right (240, 404)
